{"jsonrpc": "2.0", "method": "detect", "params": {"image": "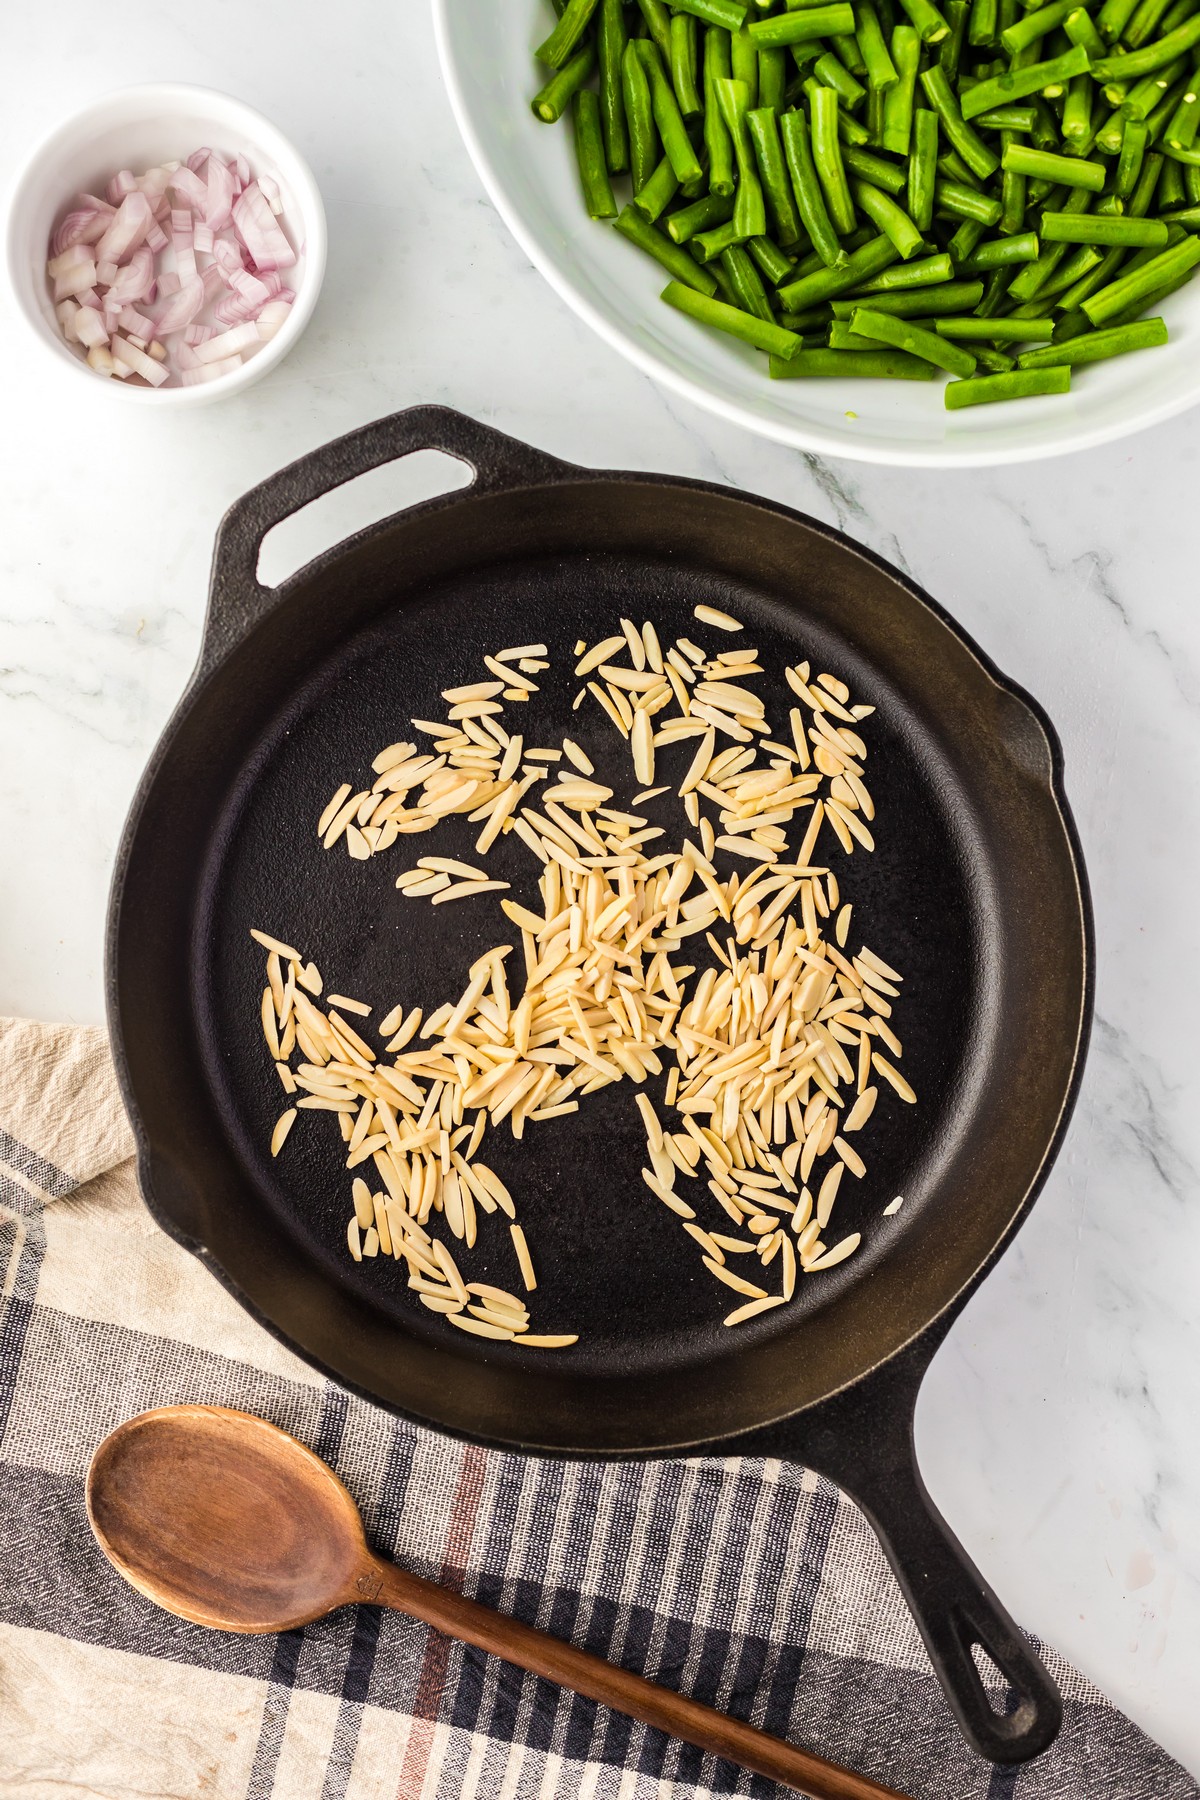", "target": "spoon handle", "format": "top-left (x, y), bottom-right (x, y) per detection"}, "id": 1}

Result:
top-left (367, 1558), bottom-right (910, 1800)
